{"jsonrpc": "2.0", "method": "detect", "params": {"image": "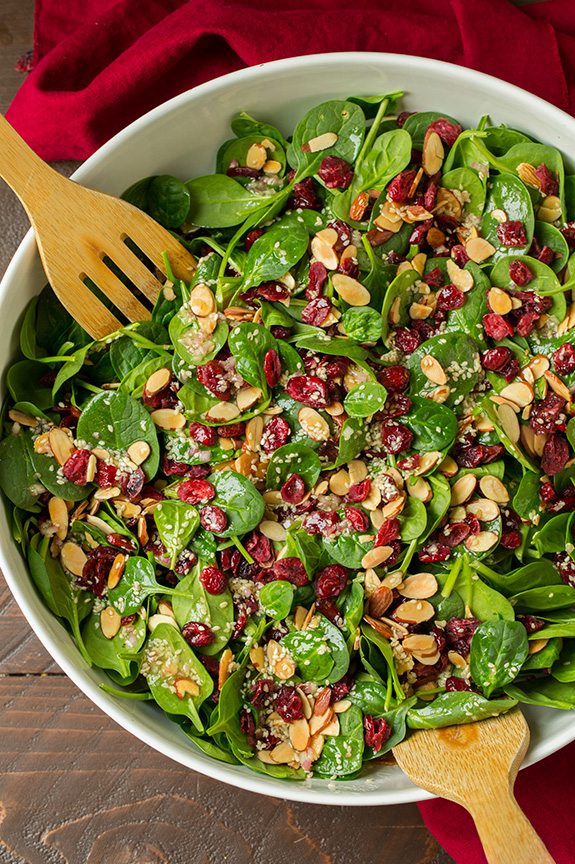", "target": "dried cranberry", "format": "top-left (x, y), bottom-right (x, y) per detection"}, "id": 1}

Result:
top-left (530, 392), bottom-right (566, 435)
top-left (345, 480), bottom-right (370, 504)
top-left (77, 546), bottom-right (117, 596)
top-left (270, 325), bottom-right (292, 340)
top-left (199, 565), bottom-right (227, 595)
top-left (244, 531), bottom-right (274, 566)
top-left (381, 393), bottom-right (412, 418)
top-left (387, 169), bottom-right (418, 204)
top-left (303, 509), bottom-right (341, 536)
top-left (178, 478), bottom-right (216, 504)
top-left (541, 433), bottom-right (570, 475)
top-left (538, 245), bottom-right (555, 266)
top-left (517, 614), bottom-right (546, 634)
top-left (562, 222), bottom-right (575, 249)
top-left (197, 360), bottom-right (232, 400)
top-left (276, 686), bottom-right (304, 721)
top-left (272, 557), bottom-right (308, 587)
top-left (315, 598), bottom-right (342, 624)
top-left (345, 506), bottom-right (370, 532)
top-left (281, 473), bottom-right (306, 505)
top-left (106, 533), bottom-right (135, 552)
top-left (301, 297), bottom-right (332, 326)
top-left (62, 448), bottom-right (91, 485)
top-left (424, 266), bottom-right (445, 288)
top-left (375, 517), bottom-right (401, 546)
top-left (411, 319), bottom-right (436, 341)
top-left (318, 155), bottom-right (354, 190)
top-left (443, 522), bottom-right (471, 548)
top-left (418, 541), bottom-right (451, 563)
top-left (123, 467), bottom-right (145, 500)
top-left (217, 423), bottom-right (245, 439)
top-left (499, 357), bottom-right (521, 382)
top-left (445, 617), bottom-right (479, 648)
top-left (244, 228), bottom-right (264, 251)
top-left (227, 163), bottom-right (260, 179)
top-left (481, 346), bottom-right (513, 372)
top-left (286, 374), bottom-right (329, 408)
top-left (509, 260), bottom-right (533, 286)
top-left (516, 311), bottom-right (539, 337)
top-left (331, 674), bottom-right (354, 702)
top-left (175, 548), bottom-right (197, 575)
top-left (451, 244), bottom-right (470, 268)
top-left (263, 349), bottom-right (282, 387)
top-left (445, 677), bottom-right (472, 692)
top-left (428, 118), bottom-right (462, 147)
top-left (250, 679), bottom-right (276, 710)
top-left (380, 421), bottom-right (414, 454)
top-left (182, 621), bottom-right (215, 647)
top-left (363, 715), bottom-right (391, 753)
top-left (500, 529), bottom-right (522, 549)
top-left (255, 281), bottom-right (290, 302)
top-left (315, 564), bottom-right (348, 599)
top-left (200, 505), bottom-right (228, 534)
top-left (261, 416), bottom-right (291, 453)
top-left (436, 284), bottom-right (464, 311)
top-left (497, 220), bottom-right (527, 247)
top-left (535, 163), bottom-right (559, 196)
top-left (95, 462), bottom-right (118, 488)
top-left (397, 111), bottom-right (413, 127)
top-left (288, 176), bottom-right (320, 210)
top-left (393, 327), bottom-right (421, 354)
top-left (338, 256), bottom-right (359, 279)
top-left (378, 365), bottom-right (410, 392)
top-left (409, 222), bottom-right (431, 246)
top-left (189, 422), bottom-right (217, 447)
top-left (423, 180), bottom-right (438, 211)
top-left (306, 261), bottom-right (328, 300)
top-left (553, 552), bottom-right (575, 588)
top-left (482, 313), bottom-right (514, 341)
top-left (553, 343), bottom-right (575, 377)
top-left (540, 481), bottom-right (558, 504)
